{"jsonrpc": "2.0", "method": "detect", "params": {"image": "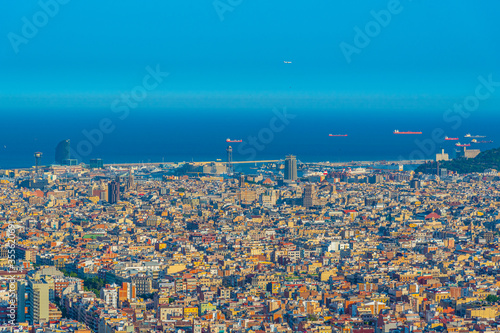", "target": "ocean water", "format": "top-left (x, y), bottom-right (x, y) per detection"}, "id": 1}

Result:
top-left (0, 108), bottom-right (498, 169)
